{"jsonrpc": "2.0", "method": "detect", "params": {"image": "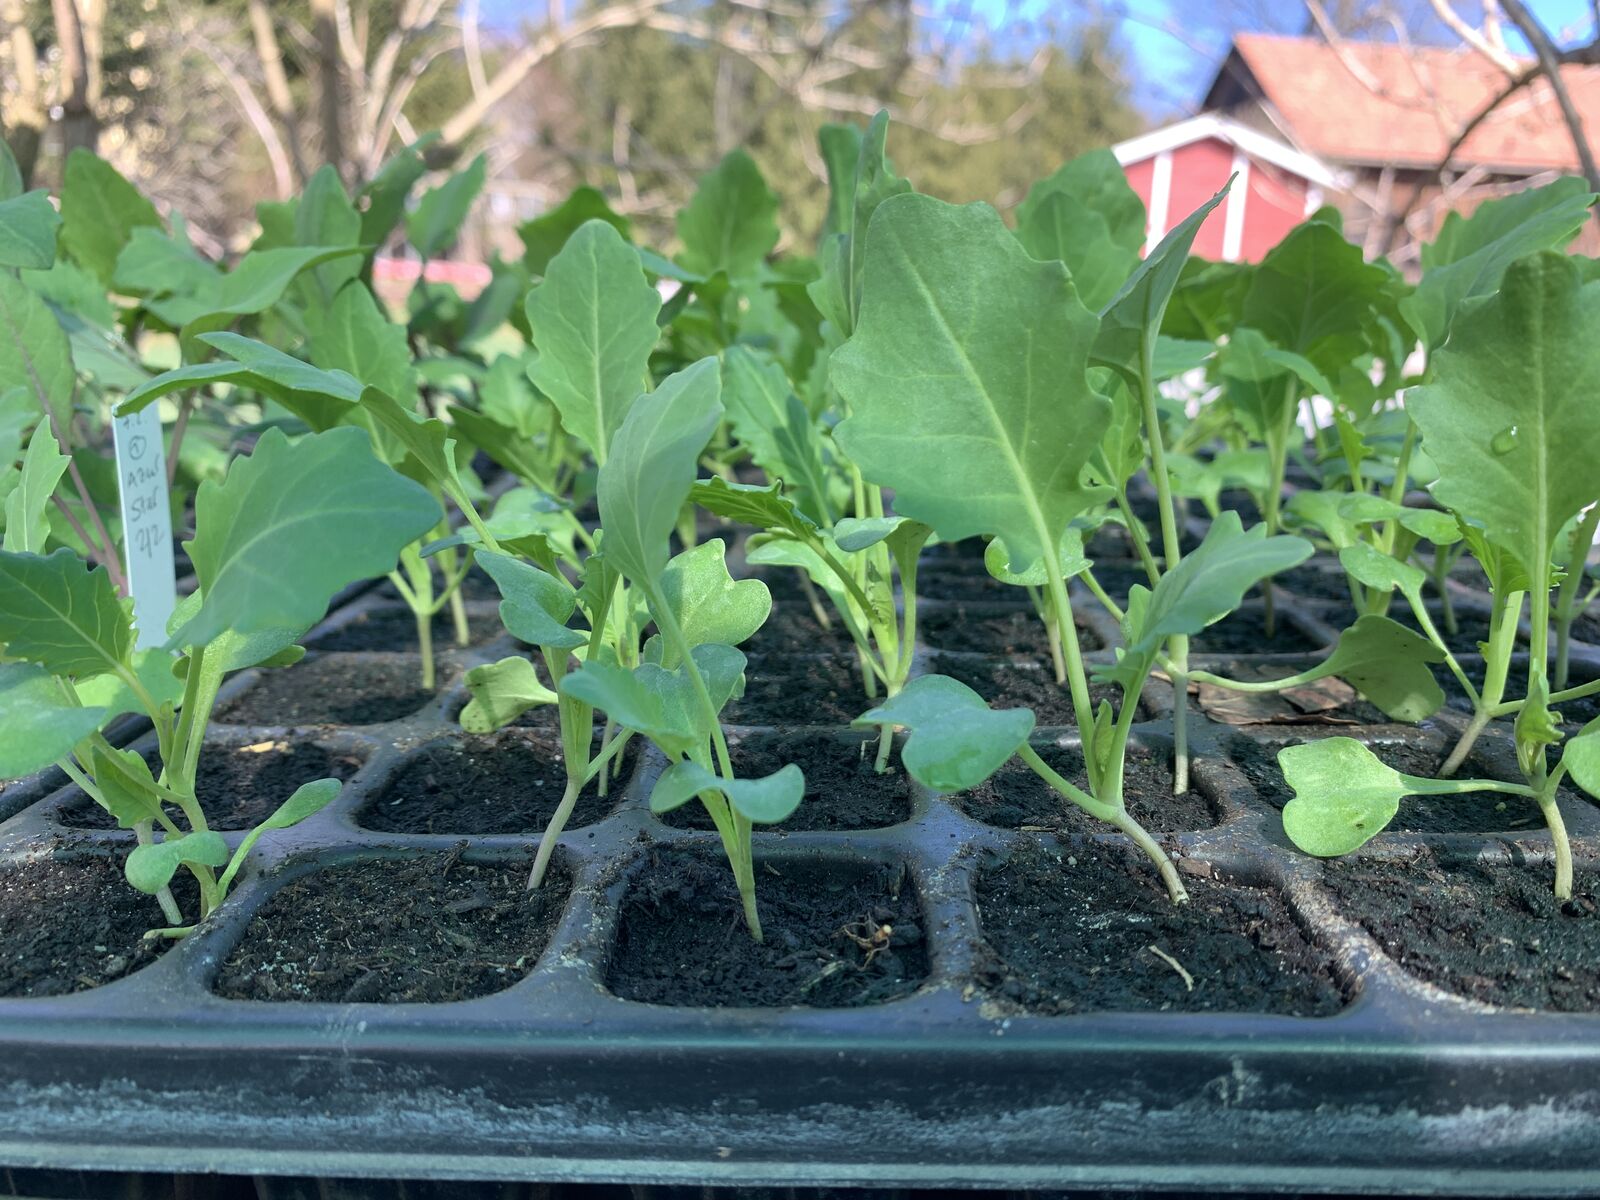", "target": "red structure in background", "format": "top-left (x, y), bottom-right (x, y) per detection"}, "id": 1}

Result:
top-left (1114, 114), bottom-right (1340, 262)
